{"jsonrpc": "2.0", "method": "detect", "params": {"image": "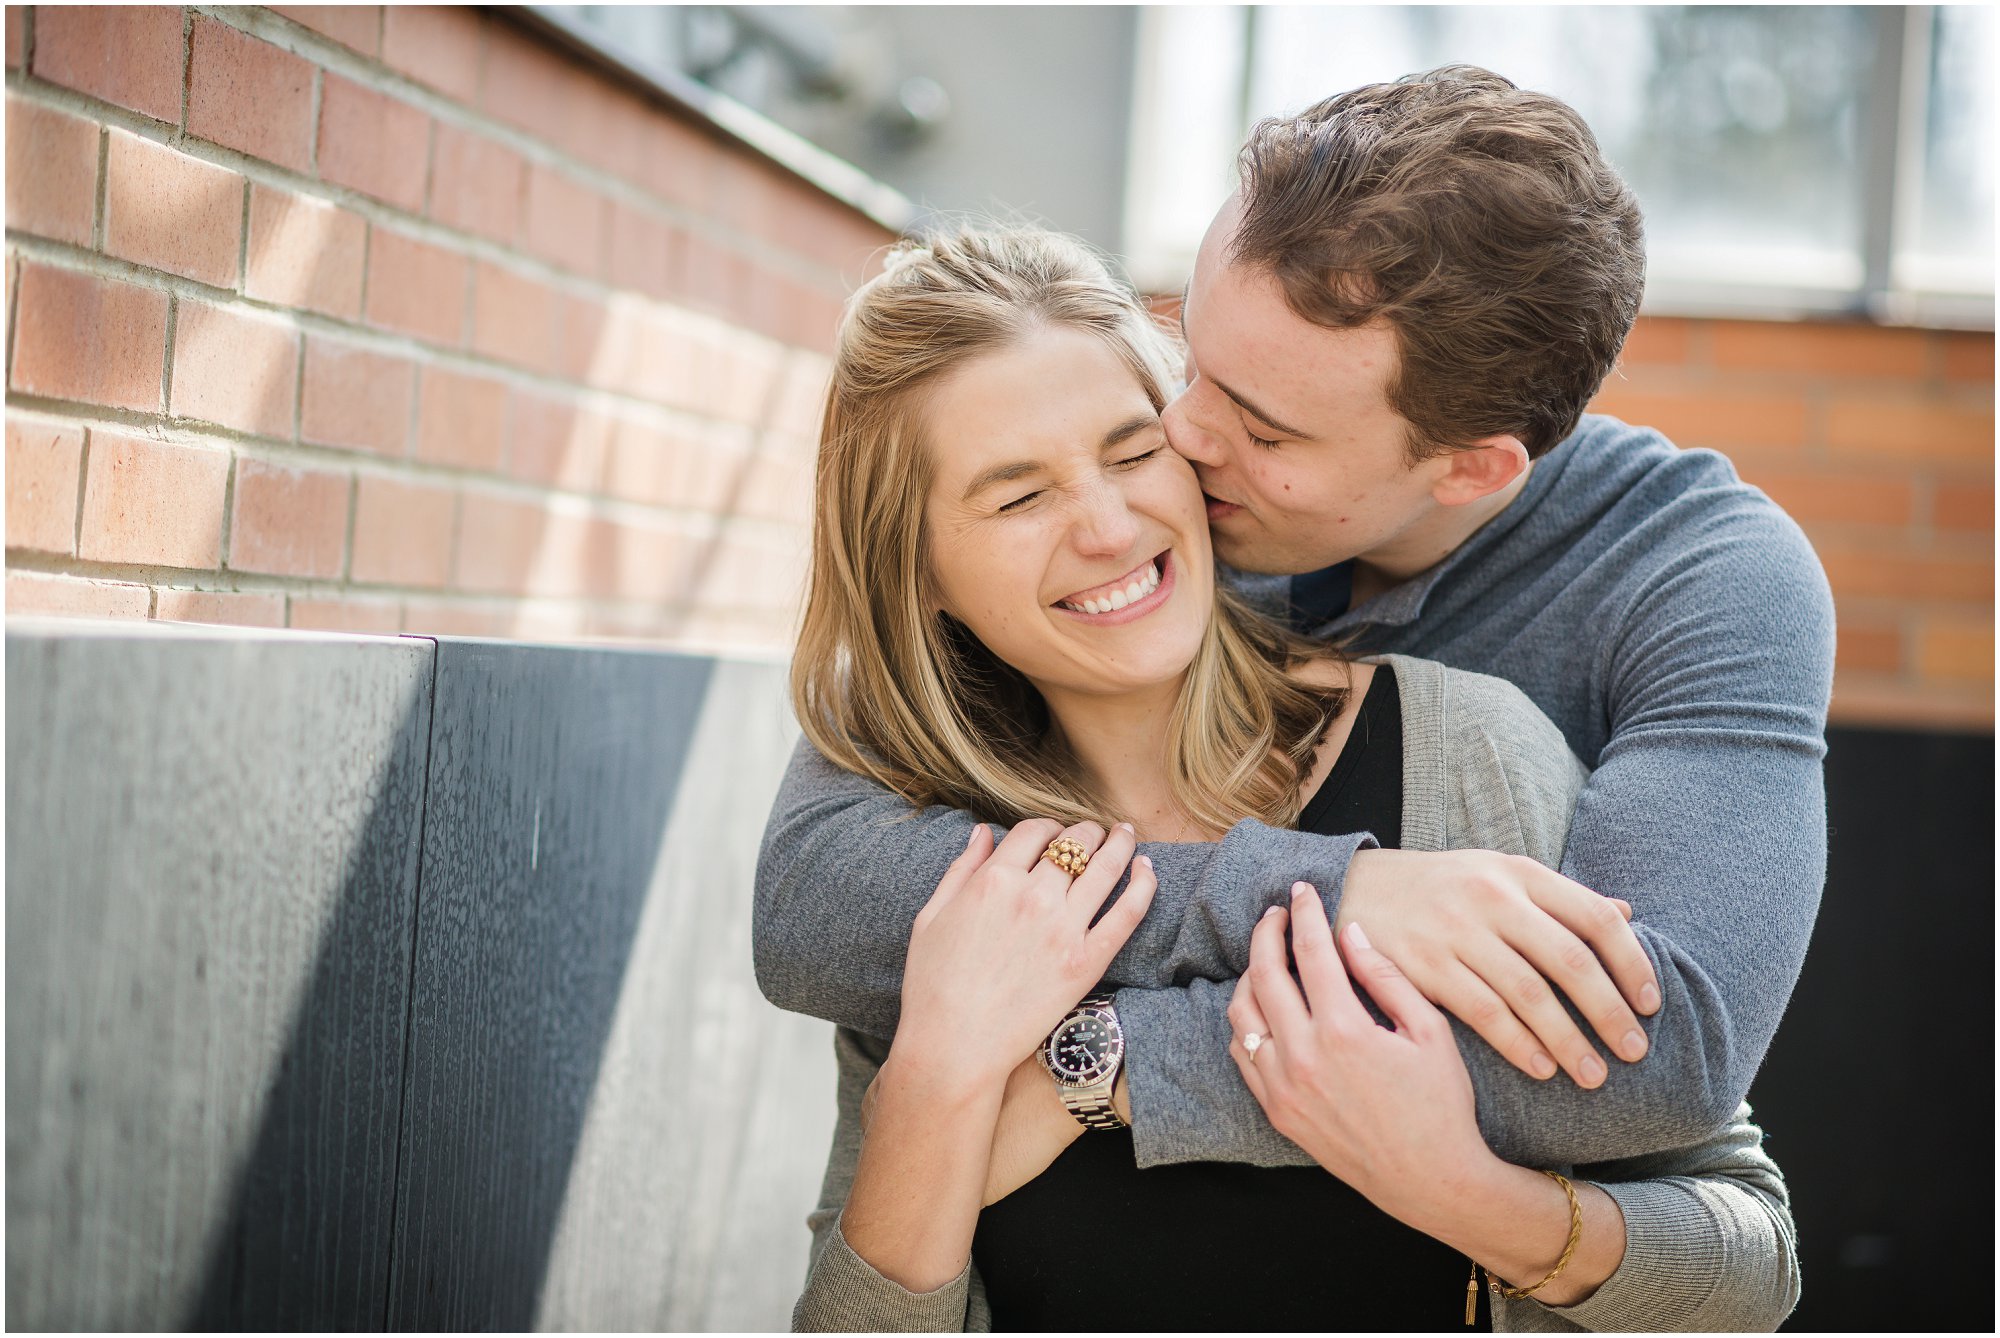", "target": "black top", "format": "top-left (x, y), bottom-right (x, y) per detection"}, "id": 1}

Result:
top-left (972, 665), bottom-right (1489, 1331)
